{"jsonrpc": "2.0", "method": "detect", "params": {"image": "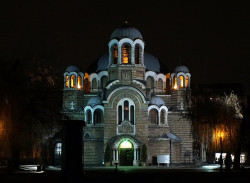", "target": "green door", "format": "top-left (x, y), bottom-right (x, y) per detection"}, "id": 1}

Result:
top-left (119, 148), bottom-right (134, 166)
